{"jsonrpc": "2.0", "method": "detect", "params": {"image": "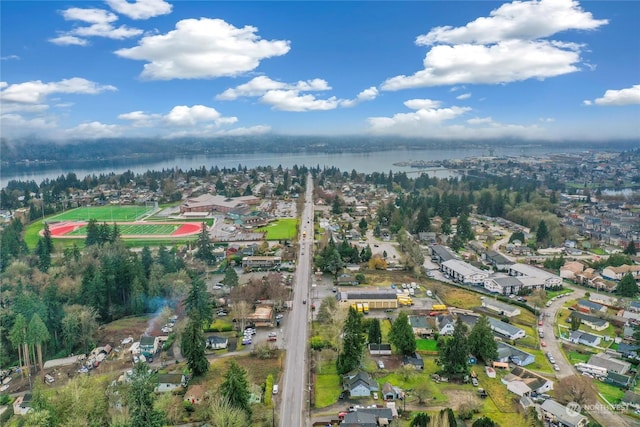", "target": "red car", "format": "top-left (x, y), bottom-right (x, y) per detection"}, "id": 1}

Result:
top-left (541, 341), bottom-right (547, 347)
top-left (538, 321), bottom-right (544, 326)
